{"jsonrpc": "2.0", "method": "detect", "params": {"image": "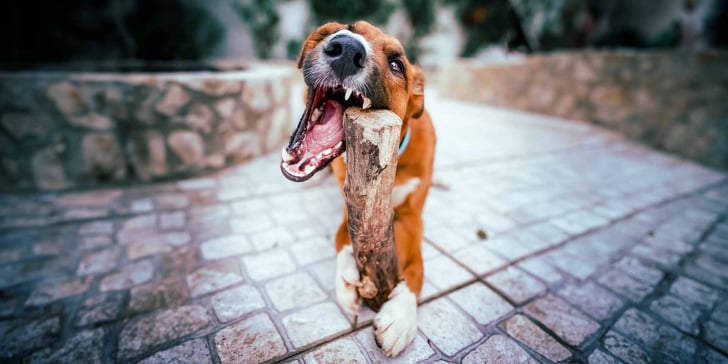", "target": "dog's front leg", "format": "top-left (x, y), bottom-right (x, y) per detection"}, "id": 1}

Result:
top-left (373, 213), bottom-right (423, 357)
top-left (335, 214), bottom-right (362, 315)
